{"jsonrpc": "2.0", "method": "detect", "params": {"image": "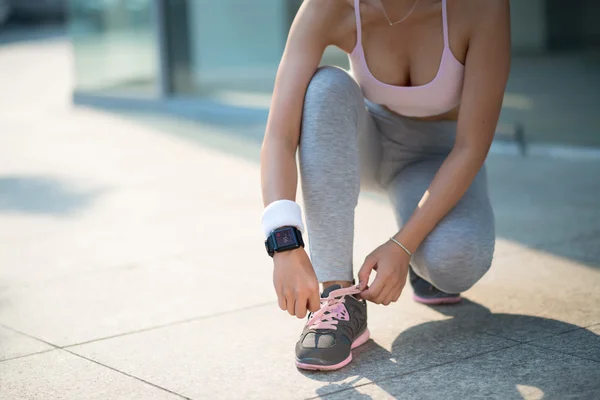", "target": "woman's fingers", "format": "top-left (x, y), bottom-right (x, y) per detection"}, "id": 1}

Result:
top-left (278, 295), bottom-right (287, 311)
top-left (392, 281), bottom-right (404, 302)
top-left (383, 283), bottom-right (403, 306)
top-left (377, 285), bottom-right (393, 305)
top-left (363, 269), bottom-right (405, 305)
top-left (286, 293), bottom-right (296, 316)
top-left (358, 255), bottom-right (377, 290)
top-left (307, 291), bottom-right (321, 313)
top-left (381, 287), bottom-right (394, 306)
top-left (360, 274), bottom-right (387, 303)
top-left (295, 295), bottom-right (308, 319)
